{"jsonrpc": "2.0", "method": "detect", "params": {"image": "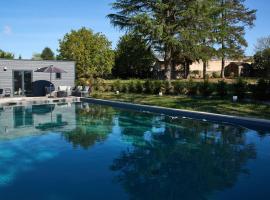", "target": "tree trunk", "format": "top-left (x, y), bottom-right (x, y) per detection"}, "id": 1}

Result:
top-left (221, 56), bottom-right (225, 78)
top-left (184, 62), bottom-right (190, 79)
top-left (164, 47), bottom-right (172, 81)
top-left (203, 61), bottom-right (207, 79)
